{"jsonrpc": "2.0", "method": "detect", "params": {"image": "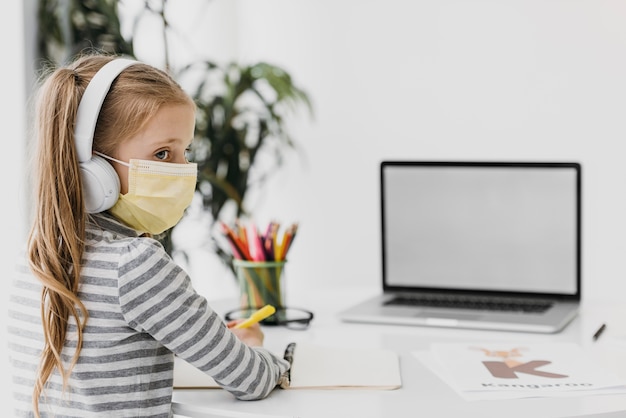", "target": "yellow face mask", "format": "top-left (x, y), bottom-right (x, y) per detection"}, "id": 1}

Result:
top-left (98, 154), bottom-right (198, 235)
